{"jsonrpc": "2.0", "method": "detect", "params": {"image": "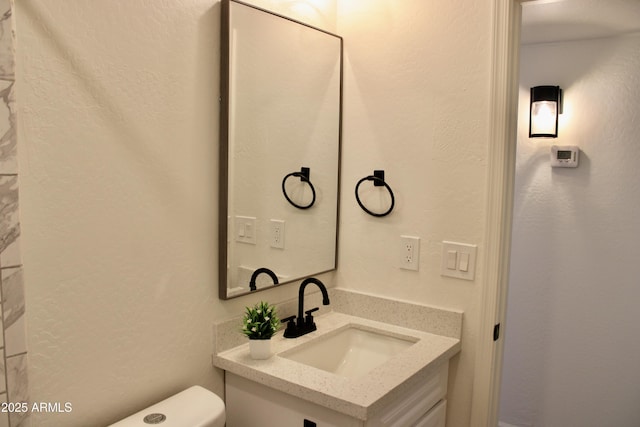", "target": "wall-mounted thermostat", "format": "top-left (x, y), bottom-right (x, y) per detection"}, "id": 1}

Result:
top-left (551, 145), bottom-right (579, 168)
